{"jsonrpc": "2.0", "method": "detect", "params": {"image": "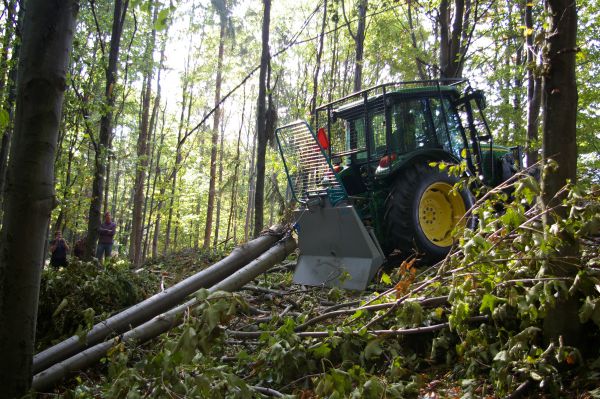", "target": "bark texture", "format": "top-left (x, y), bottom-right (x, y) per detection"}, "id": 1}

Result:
top-left (541, 0), bottom-right (578, 203)
top-left (253, 0), bottom-right (271, 237)
top-left (0, 1), bottom-right (78, 396)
